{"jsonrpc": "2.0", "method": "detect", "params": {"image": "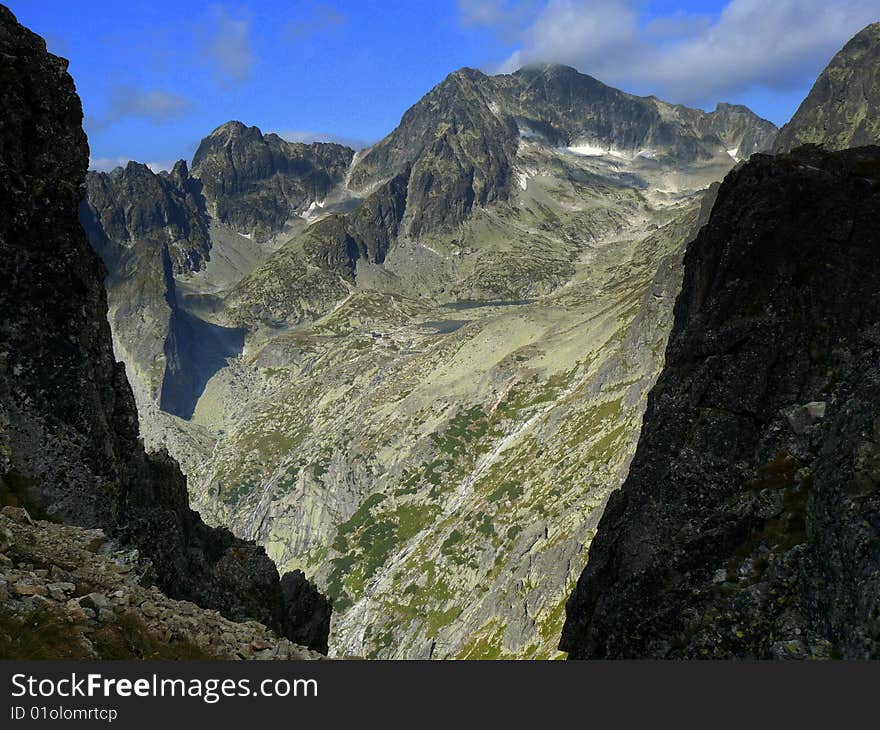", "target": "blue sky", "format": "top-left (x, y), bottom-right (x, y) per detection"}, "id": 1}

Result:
top-left (8, 1), bottom-right (879, 171)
